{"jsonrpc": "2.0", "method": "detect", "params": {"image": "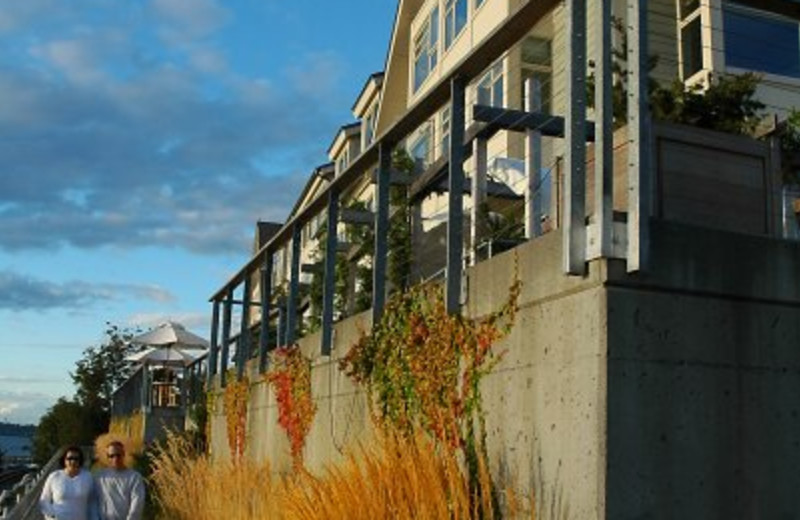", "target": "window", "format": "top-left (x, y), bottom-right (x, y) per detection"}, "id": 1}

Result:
top-left (364, 107), bottom-right (377, 147)
top-left (408, 125), bottom-right (432, 171)
top-left (413, 7), bottom-right (439, 92)
top-left (723, 5), bottom-right (800, 78)
top-left (440, 106), bottom-right (451, 158)
top-left (336, 148), bottom-right (350, 175)
top-left (445, 0), bottom-right (467, 49)
top-left (520, 36), bottom-right (552, 112)
top-left (477, 61), bottom-right (504, 107)
top-left (678, 0), bottom-right (699, 20)
top-left (475, 0), bottom-right (485, 9)
top-left (676, 0), bottom-right (704, 80)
